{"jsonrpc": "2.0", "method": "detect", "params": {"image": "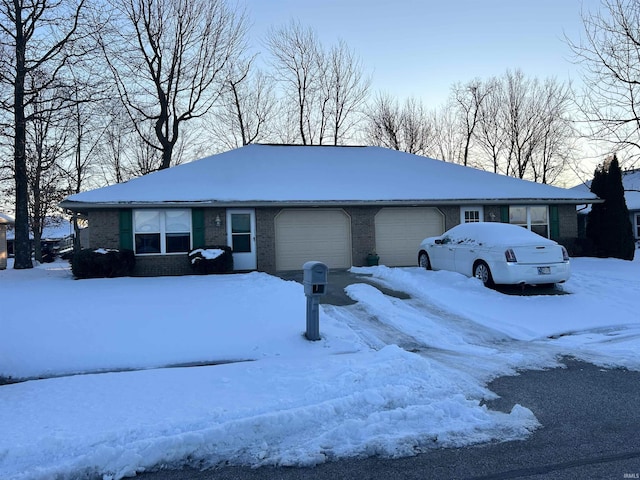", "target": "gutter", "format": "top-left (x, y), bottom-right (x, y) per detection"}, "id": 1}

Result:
top-left (60, 197), bottom-right (602, 213)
